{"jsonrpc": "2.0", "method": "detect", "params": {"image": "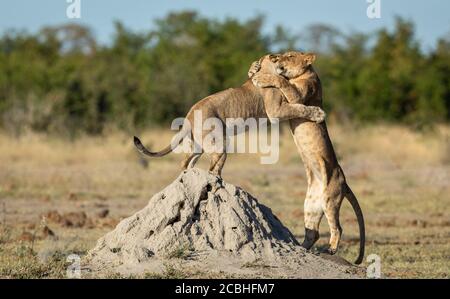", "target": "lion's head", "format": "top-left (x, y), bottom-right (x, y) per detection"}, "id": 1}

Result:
top-left (256, 53), bottom-right (282, 74)
top-left (276, 51), bottom-right (316, 79)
